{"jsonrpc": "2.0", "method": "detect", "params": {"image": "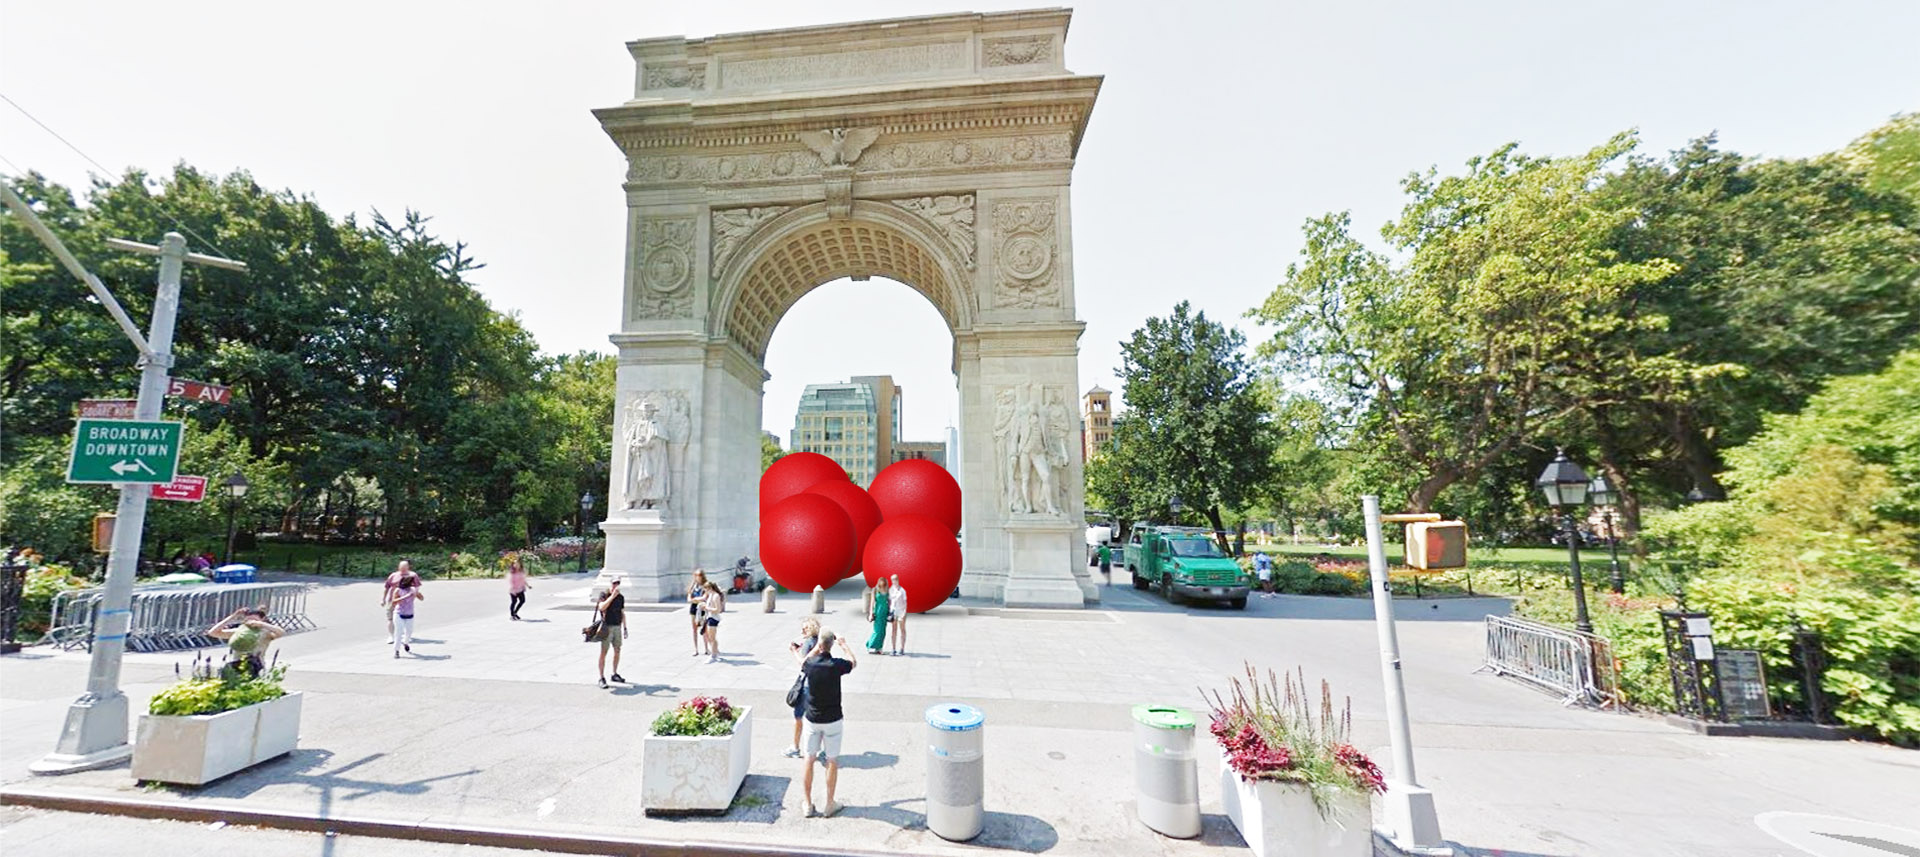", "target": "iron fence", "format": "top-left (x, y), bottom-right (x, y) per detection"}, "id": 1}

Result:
top-left (39, 581), bottom-right (314, 653)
